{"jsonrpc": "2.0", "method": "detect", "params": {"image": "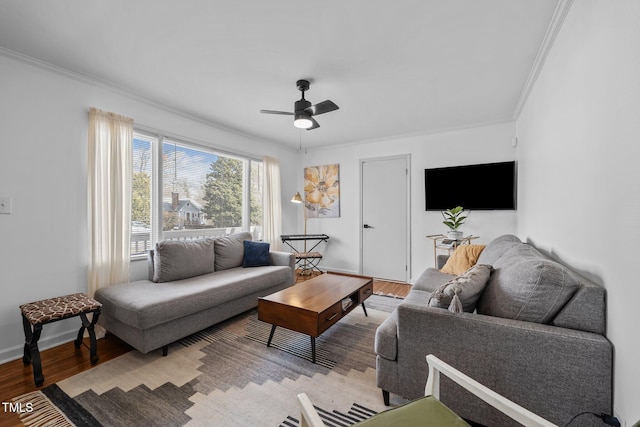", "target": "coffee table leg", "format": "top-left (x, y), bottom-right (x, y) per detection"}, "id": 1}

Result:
top-left (311, 337), bottom-right (316, 364)
top-left (267, 325), bottom-right (277, 347)
top-left (361, 302), bottom-right (368, 317)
